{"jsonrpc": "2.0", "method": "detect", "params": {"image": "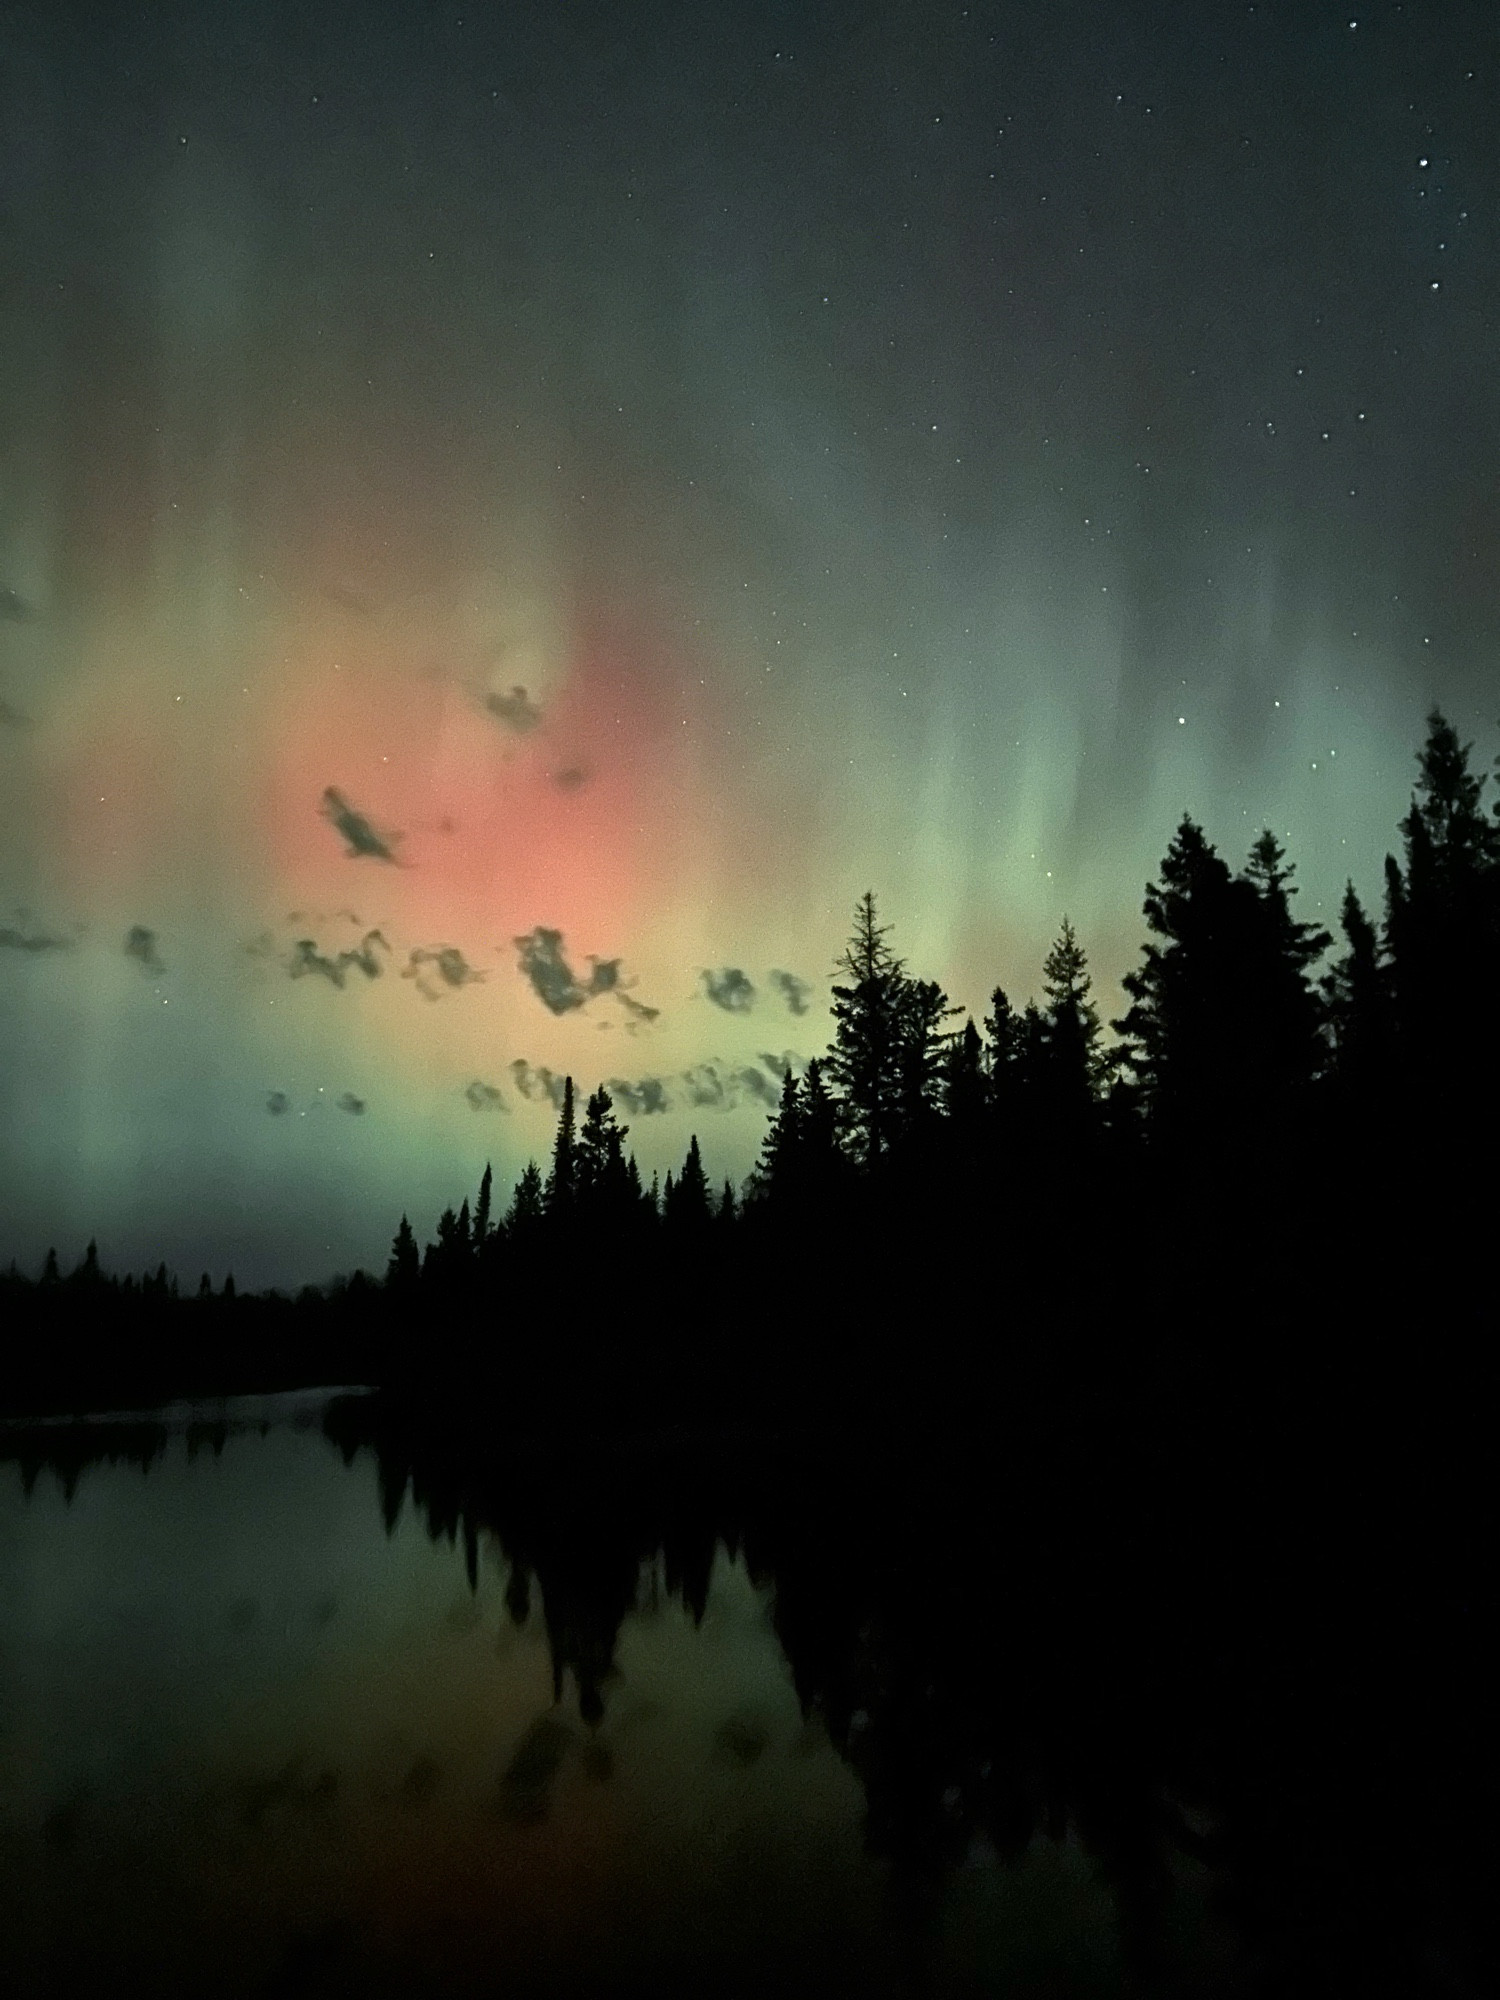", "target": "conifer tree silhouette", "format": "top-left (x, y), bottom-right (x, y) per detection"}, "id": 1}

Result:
top-left (1115, 817), bottom-right (1243, 1144)
top-left (1038, 917), bottom-right (1106, 1123)
top-left (1239, 829), bottom-right (1330, 1106)
top-left (576, 1086), bottom-right (632, 1230)
top-left (506, 1161), bottom-right (545, 1238)
top-left (1384, 710), bottom-right (1497, 1120)
top-left (828, 891), bottom-right (908, 1168)
top-left (666, 1136), bottom-right (712, 1230)
top-left (545, 1077), bottom-right (577, 1220)
top-left (1322, 882), bottom-right (1390, 1087)
top-left (386, 1216), bottom-right (420, 1292)
top-left (893, 976), bottom-right (959, 1159)
top-left (752, 1066), bottom-right (805, 1207)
